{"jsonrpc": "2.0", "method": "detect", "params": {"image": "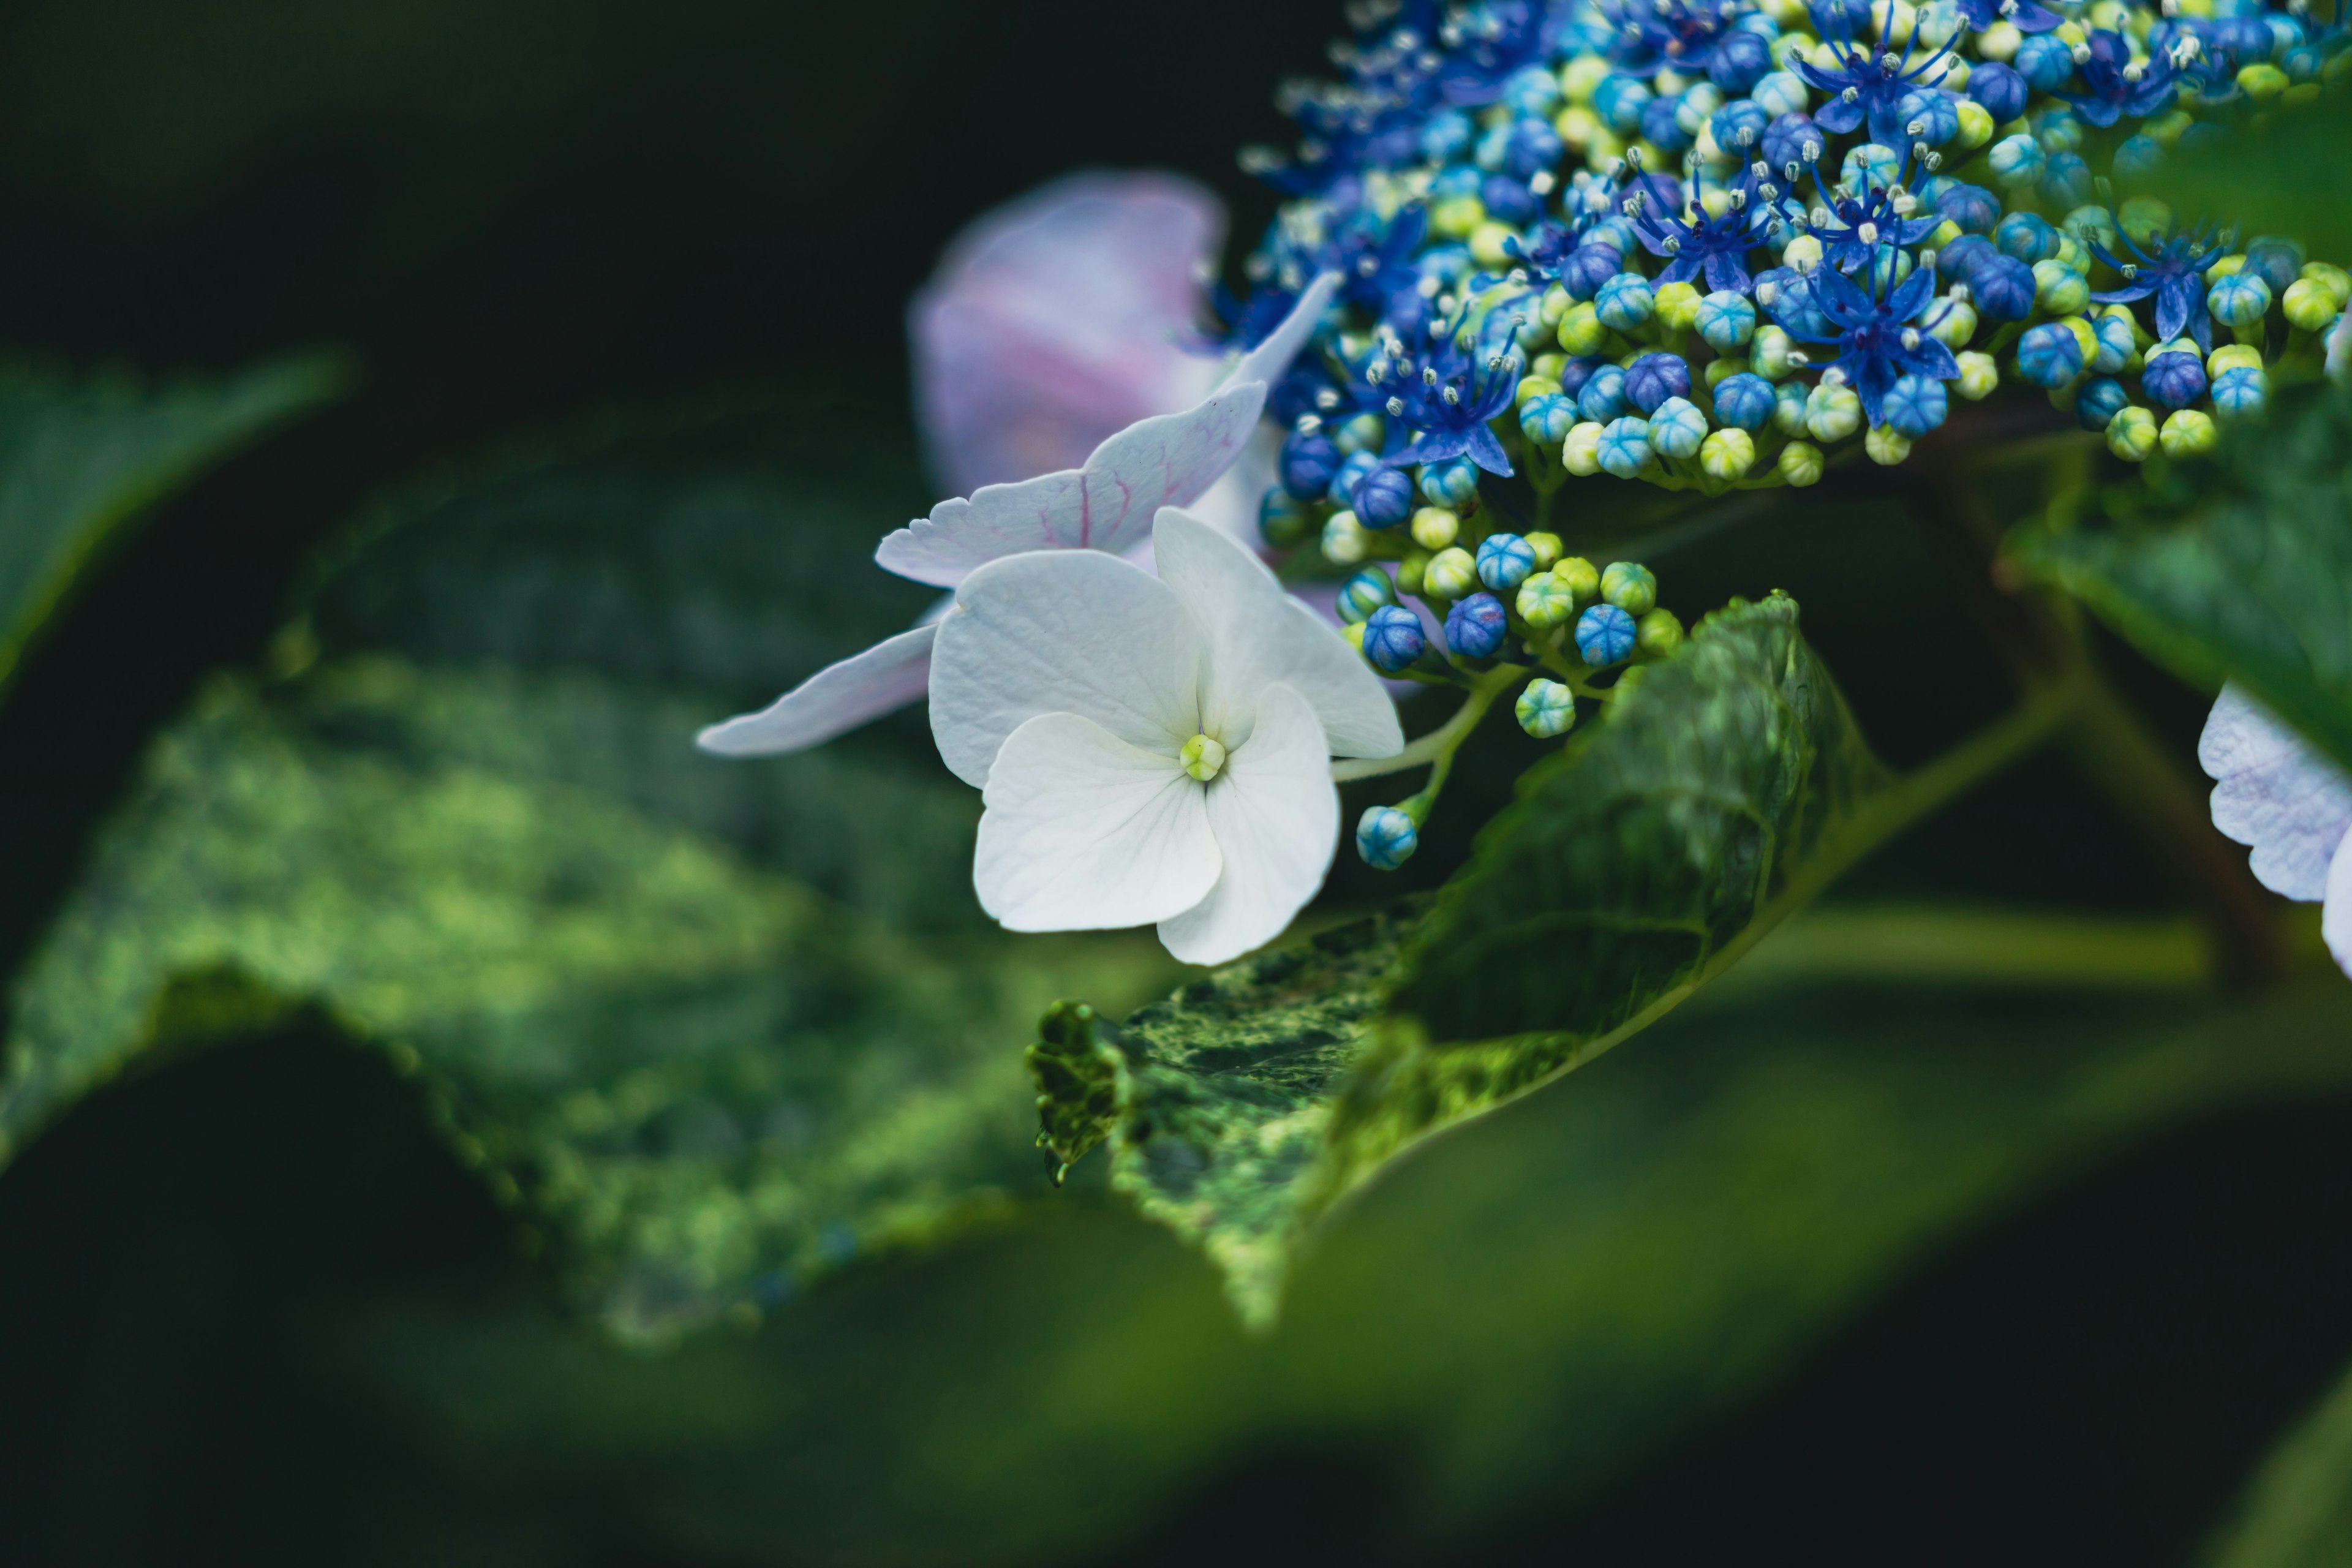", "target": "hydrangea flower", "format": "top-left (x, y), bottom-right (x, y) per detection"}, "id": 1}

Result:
top-left (1792, 3), bottom-right (1957, 149)
top-left (931, 509), bottom-right (1402, 964)
top-left (1785, 251), bottom-right (1959, 427)
top-left (2090, 225), bottom-right (2231, 353)
top-left (2200, 684), bottom-right (2352, 976)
